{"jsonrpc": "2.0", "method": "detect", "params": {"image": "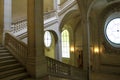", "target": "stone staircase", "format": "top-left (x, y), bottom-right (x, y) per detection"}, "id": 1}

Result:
top-left (0, 44), bottom-right (31, 80)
